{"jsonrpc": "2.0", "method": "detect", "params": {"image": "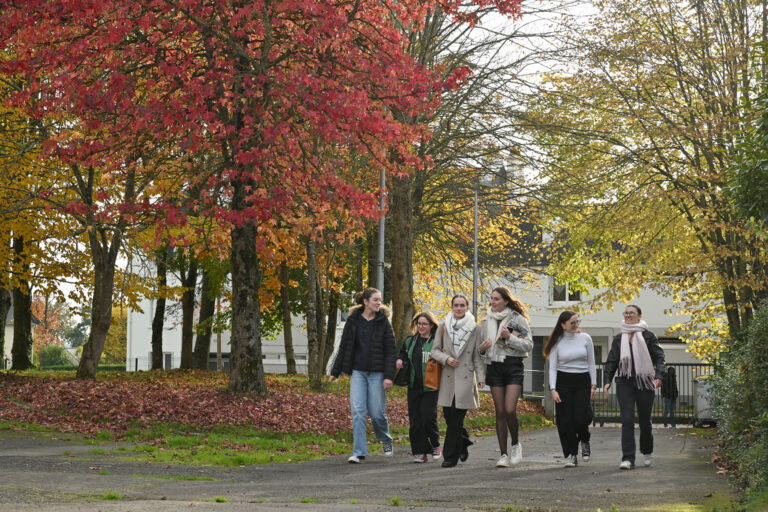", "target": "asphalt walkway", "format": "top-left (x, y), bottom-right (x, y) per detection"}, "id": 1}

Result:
top-left (0, 425), bottom-right (734, 511)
